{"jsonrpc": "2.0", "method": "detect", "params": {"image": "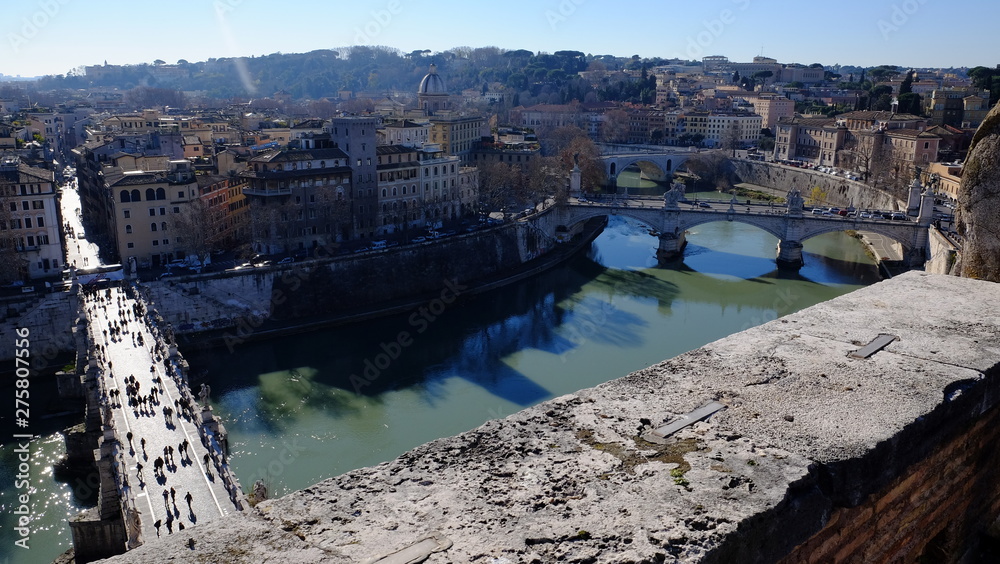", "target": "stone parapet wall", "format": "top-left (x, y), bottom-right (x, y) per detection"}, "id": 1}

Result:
top-left (779, 403), bottom-right (1000, 563)
top-left (102, 272), bottom-right (1000, 563)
